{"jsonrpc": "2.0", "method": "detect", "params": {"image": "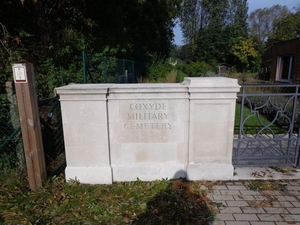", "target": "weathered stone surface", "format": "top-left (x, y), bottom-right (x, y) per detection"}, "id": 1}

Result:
top-left (55, 77), bottom-right (240, 184)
